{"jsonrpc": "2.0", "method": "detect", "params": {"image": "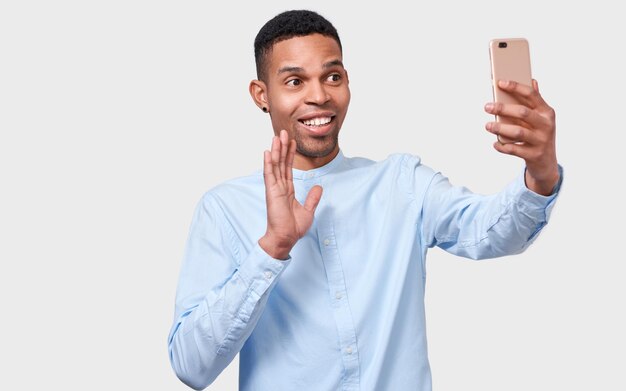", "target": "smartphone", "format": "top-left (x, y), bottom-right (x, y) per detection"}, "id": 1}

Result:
top-left (489, 38), bottom-right (532, 142)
